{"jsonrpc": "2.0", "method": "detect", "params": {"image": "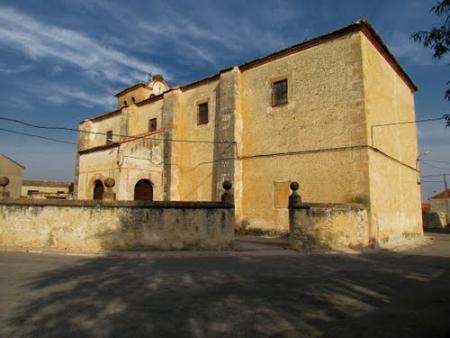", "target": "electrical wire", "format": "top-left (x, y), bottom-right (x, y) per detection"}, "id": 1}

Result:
top-left (421, 173), bottom-right (450, 178)
top-left (0, 127), bottom-right (77, 145)
top-left (422, 161), bottom-right (450, 170)
top-left (0, 116), bottom-right (235, 145)
top-left (422, 159), bottom-right (450, 165)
